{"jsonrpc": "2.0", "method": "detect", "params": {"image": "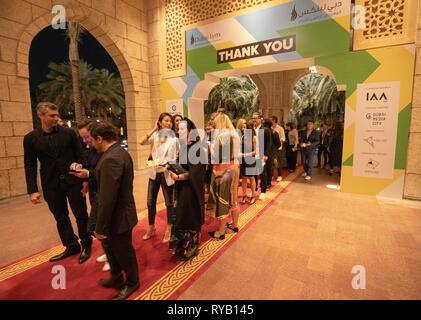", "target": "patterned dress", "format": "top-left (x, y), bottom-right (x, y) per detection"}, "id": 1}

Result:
top-left (206, 132), bottom-right (240, 220)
